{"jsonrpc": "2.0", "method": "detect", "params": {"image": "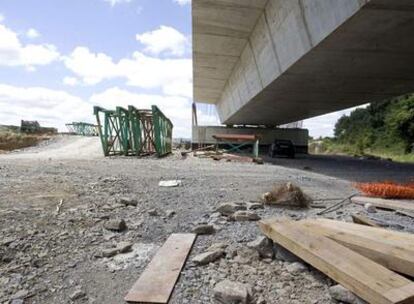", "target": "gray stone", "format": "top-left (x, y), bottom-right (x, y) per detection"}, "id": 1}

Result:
top-left (213, 280), bottom-right (251, 304)
top-left (364, 203), bottom-right (377, 213)
top-left (247, 236), bottom-right (274, 259)
top-left (234, 248), bottom-right (260, 264)
top-left (207, 242), bottom-right (228, 252)
top-left (286, 262), bottom-right (307, 274)
top-left (102, 248), bottom-right (119, 258)
top-left (193, 224), bottom-right (215, 235)
top-left (165, 210), bottom-right (176, 218)
top-left (193, 249), bottom-right (225, 265)
top-left (148, 209), bottom-right (158, 216)
top-left (10, 290), bottom-right (29, 300)
top-left (119, 197), bottom-right (138, 206)
top-left (246, 202), bottom-right (264, 210)
top-left (231, 210), bottom-right (260, 222)
top-left (273, 244), bottom-right (301, 263)
top-left (216, 202), bottom-right (246, 216)
top-left (70, 289), bottom-right (86, 301)
top-left (329, 285), bottom-right (366, 304)
top-left (117, 241), bottom-right (133, 253)
top-left (11, 300), bottom-right (24, 304)
top-left (104, 219), bottom-right (127, 232)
